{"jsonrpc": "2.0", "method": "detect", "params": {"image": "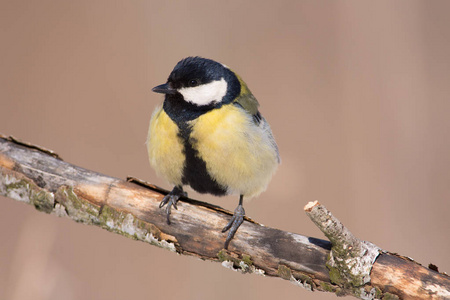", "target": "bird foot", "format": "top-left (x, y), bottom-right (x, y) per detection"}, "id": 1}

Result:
top-left (159, 186), bottom-right (186, 225)
top-left (222, 204), bottom-right (245, 249)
